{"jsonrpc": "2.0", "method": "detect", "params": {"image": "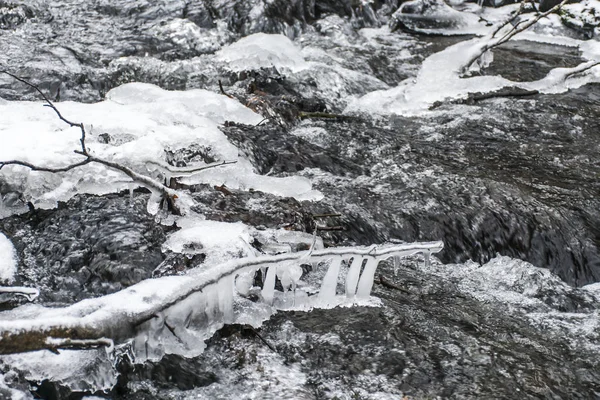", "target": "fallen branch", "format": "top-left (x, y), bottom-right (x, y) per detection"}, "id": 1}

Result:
top-left (429, 86), bottom-right (540, 109)
top-left (376, 275), bottom-right (411, 294)
top-left (0, 242), bottom-right (443, 355)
